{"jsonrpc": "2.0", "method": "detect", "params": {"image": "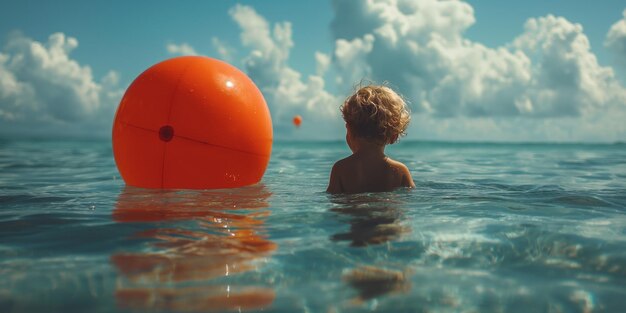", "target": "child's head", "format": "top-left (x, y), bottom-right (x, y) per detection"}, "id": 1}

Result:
top-left (341, 85), bottom-right (410, 145)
